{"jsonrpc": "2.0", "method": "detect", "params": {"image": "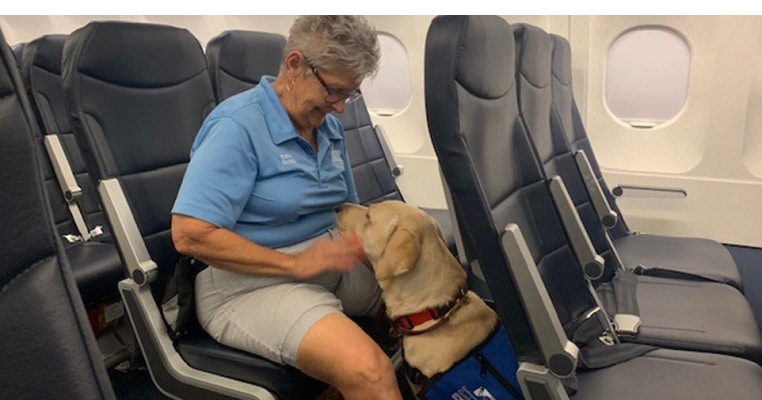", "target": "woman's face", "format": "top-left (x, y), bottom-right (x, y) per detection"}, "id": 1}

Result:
top-left (288, 57), bottom-right (360, 130)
